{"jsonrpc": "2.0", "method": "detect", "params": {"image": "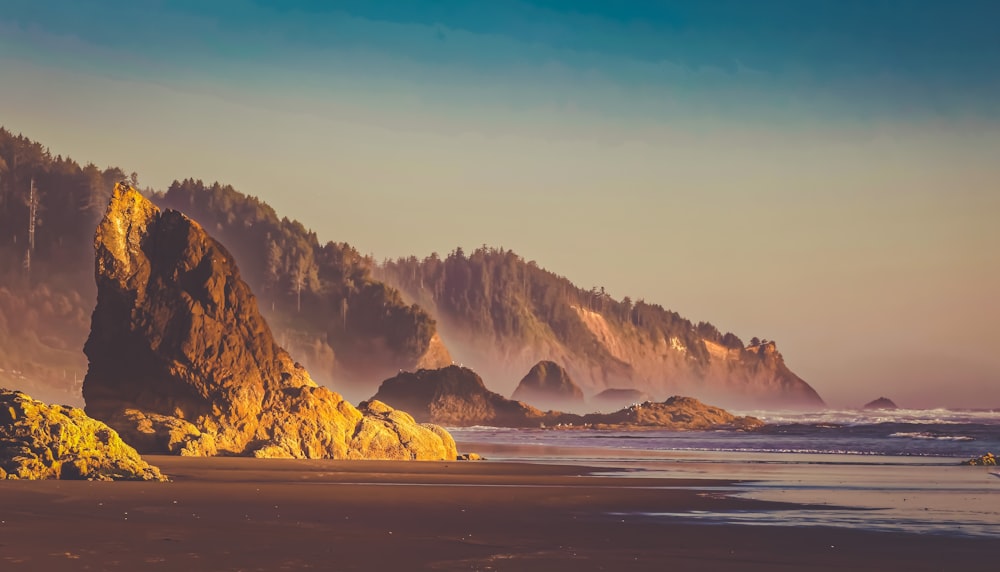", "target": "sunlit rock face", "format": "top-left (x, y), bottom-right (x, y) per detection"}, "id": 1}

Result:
top-left (82, 184), bottom-right (455, 460)
top-left (0, 389), bottom-right (166, 481)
